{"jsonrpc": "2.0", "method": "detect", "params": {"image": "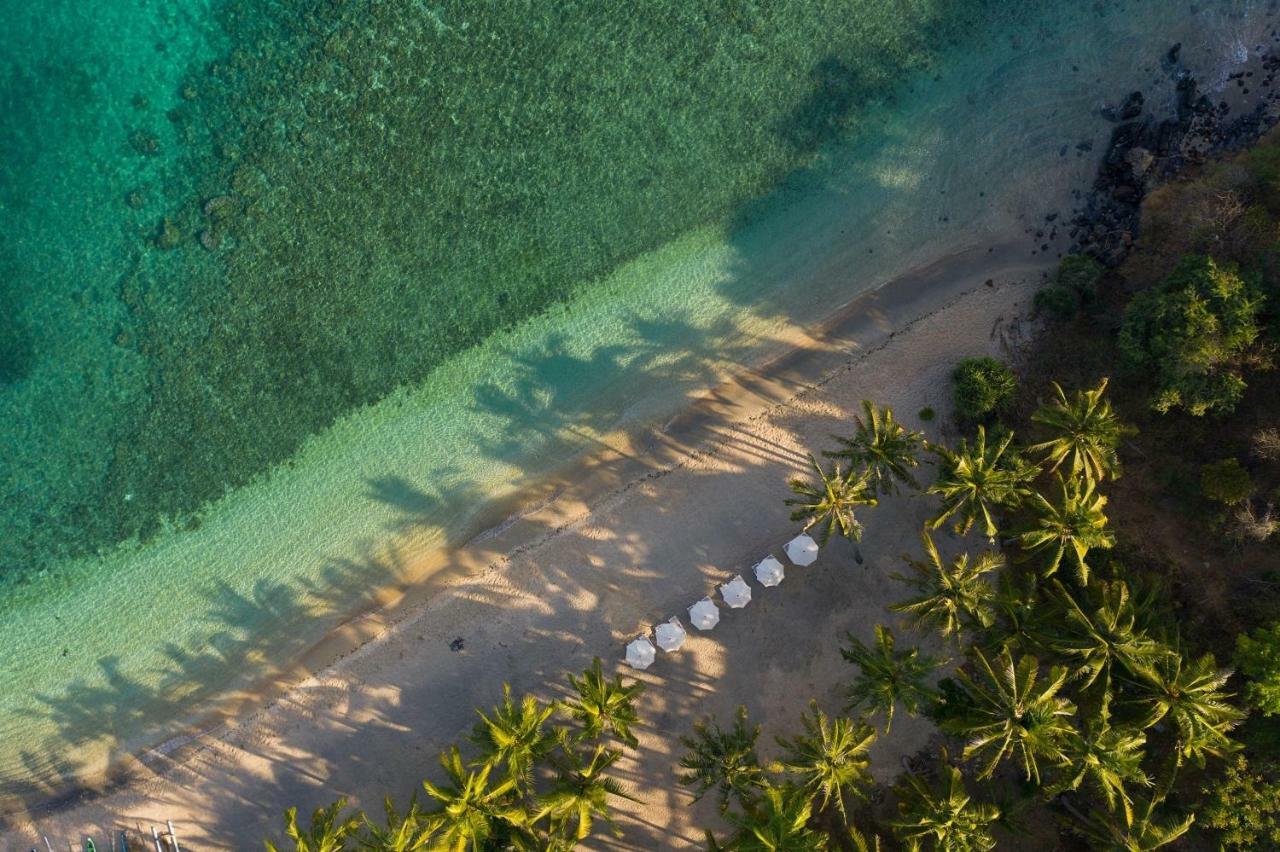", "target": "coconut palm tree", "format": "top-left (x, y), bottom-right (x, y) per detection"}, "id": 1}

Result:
top-left (891, 531), bottom-right (1002, 642)
top-left (721, 783), bottom-right (827, 852)
top-left (470, 684), bottom-right (555, 790)
top-left (772, 701), bottom-right (876, 819)
top-left (562, 658), bottom-right (644, 748)
top-left (678, 705), bottom-right (766, 813)
top-left (1048, 580), bottom-right (1168, 691)
top-left (841, 624), bottom-right (942, 732)
top-left (1073, 787), bottom-right (1194, 851)
top-left (944, 648), bottom-right (1077, 783)
top-left (1126, 649), bottom-right (1244, 765)
top-left (1029, 378), bottom-right (1133, 483)
top-left (420, 748), bottom-right (529, 851)
top-left (267, 799), bottom-right (363, 852)
top-left (359, 797), bottom-right (436, 851)
top-left (929, 427), bottom-right (1037, 540)
top-left (785, 455), bottom-right (878, 544)
top-left (536, 737), bottom-right (635, 844)
top-left (1019, 474), bottom-right (1115, 586)
top-left (826, 400), bottom-right (924, 495)
top-left (1046, 718), bottom-right (1150, 813)
top-left (892, 759), bottom-right (1000, 852)
top-left (985, 572), bottom-right (1043, 654)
